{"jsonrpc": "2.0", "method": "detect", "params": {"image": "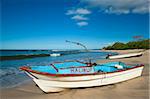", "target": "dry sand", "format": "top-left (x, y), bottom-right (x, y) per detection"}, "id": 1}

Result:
top-left (0, 50), bottom-right (149, 99)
